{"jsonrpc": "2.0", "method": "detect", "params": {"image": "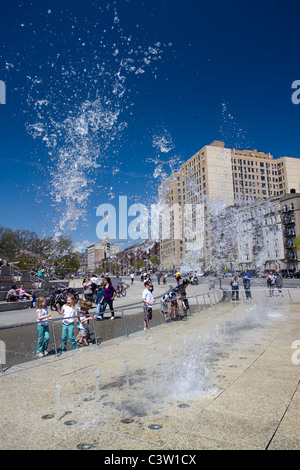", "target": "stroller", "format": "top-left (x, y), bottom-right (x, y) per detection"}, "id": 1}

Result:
top-left (48, 286), bottom-right (79, 310)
